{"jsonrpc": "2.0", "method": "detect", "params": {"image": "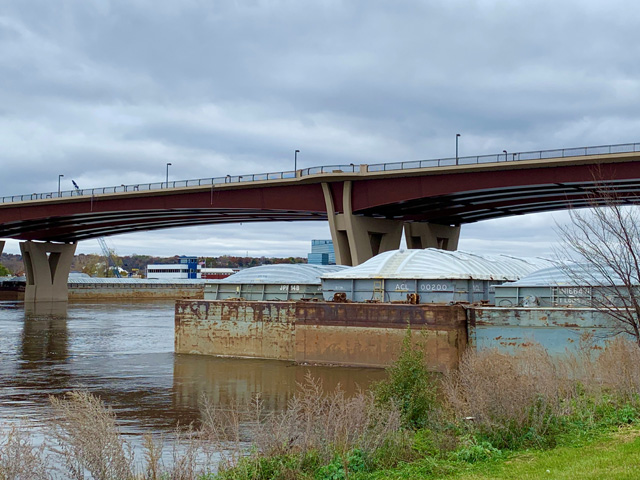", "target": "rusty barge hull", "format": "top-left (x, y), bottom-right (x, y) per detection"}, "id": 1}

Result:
top-left (0, 283), bottom-right (205, 300)
top-left (175, 300), bottom-right (468, 370)
top-left (68, 284), bottom-right (203, 300)
top-left (468, 307), bottom-right (627, 354)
